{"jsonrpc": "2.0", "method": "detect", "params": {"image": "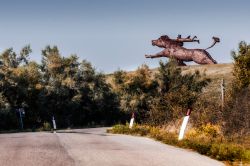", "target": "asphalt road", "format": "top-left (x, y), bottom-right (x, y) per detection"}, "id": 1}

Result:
top-left (0, 128), bottom-right (224, 166)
